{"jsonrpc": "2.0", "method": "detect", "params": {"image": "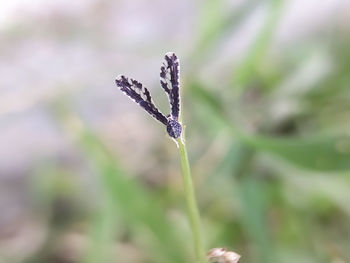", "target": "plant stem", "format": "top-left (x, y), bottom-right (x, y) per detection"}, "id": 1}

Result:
top-left (176, 136), bottom-right (206, 263)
